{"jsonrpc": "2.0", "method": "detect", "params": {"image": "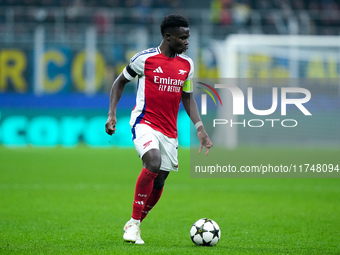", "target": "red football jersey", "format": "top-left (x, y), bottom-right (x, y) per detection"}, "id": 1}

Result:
top-left (123, 47), bottom-right (194, 138)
